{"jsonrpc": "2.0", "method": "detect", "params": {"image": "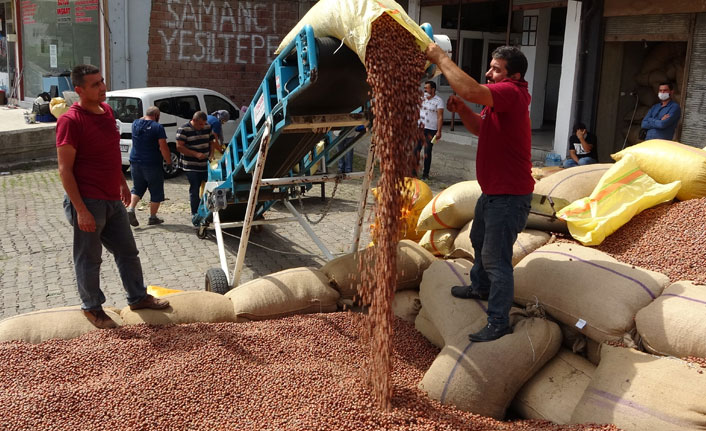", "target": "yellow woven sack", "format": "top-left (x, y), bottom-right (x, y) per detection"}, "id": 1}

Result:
top-left (611, 139), bottom-right (706, 201)
top-left (275, 0), bottom-right (432, 65)
top-left (371, 177), bottom-right (433, 241)
top-left (557, 153), bottom-right (680, 246)
top-left (49, 97), bottom-right (70, 118)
